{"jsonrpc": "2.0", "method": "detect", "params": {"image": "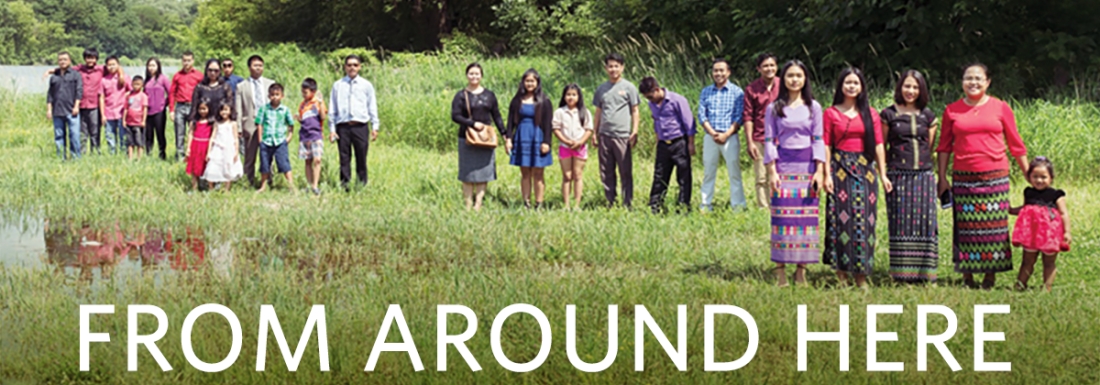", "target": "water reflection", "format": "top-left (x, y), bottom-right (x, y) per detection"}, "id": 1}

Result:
top-left (2, 217), bottom-right (333, 282)
top-left (39, 219), bottom-right (224, 280)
